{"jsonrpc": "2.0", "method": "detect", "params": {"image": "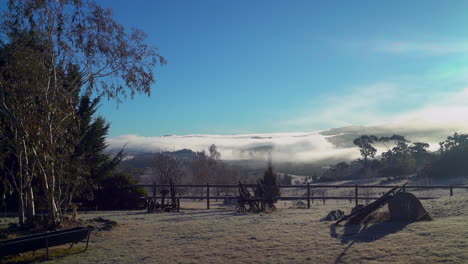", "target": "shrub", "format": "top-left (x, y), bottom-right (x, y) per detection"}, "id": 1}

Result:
top-left (256, 159), bottom-right (281, 208)
top-left (95, 172), bottom-right (147, 210)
